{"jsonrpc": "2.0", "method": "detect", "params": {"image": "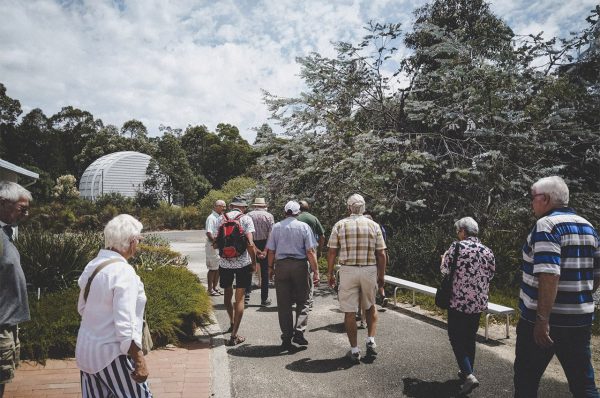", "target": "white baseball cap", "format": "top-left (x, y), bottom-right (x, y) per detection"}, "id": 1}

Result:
top-left (284, 201), bottom-right (301, 215)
